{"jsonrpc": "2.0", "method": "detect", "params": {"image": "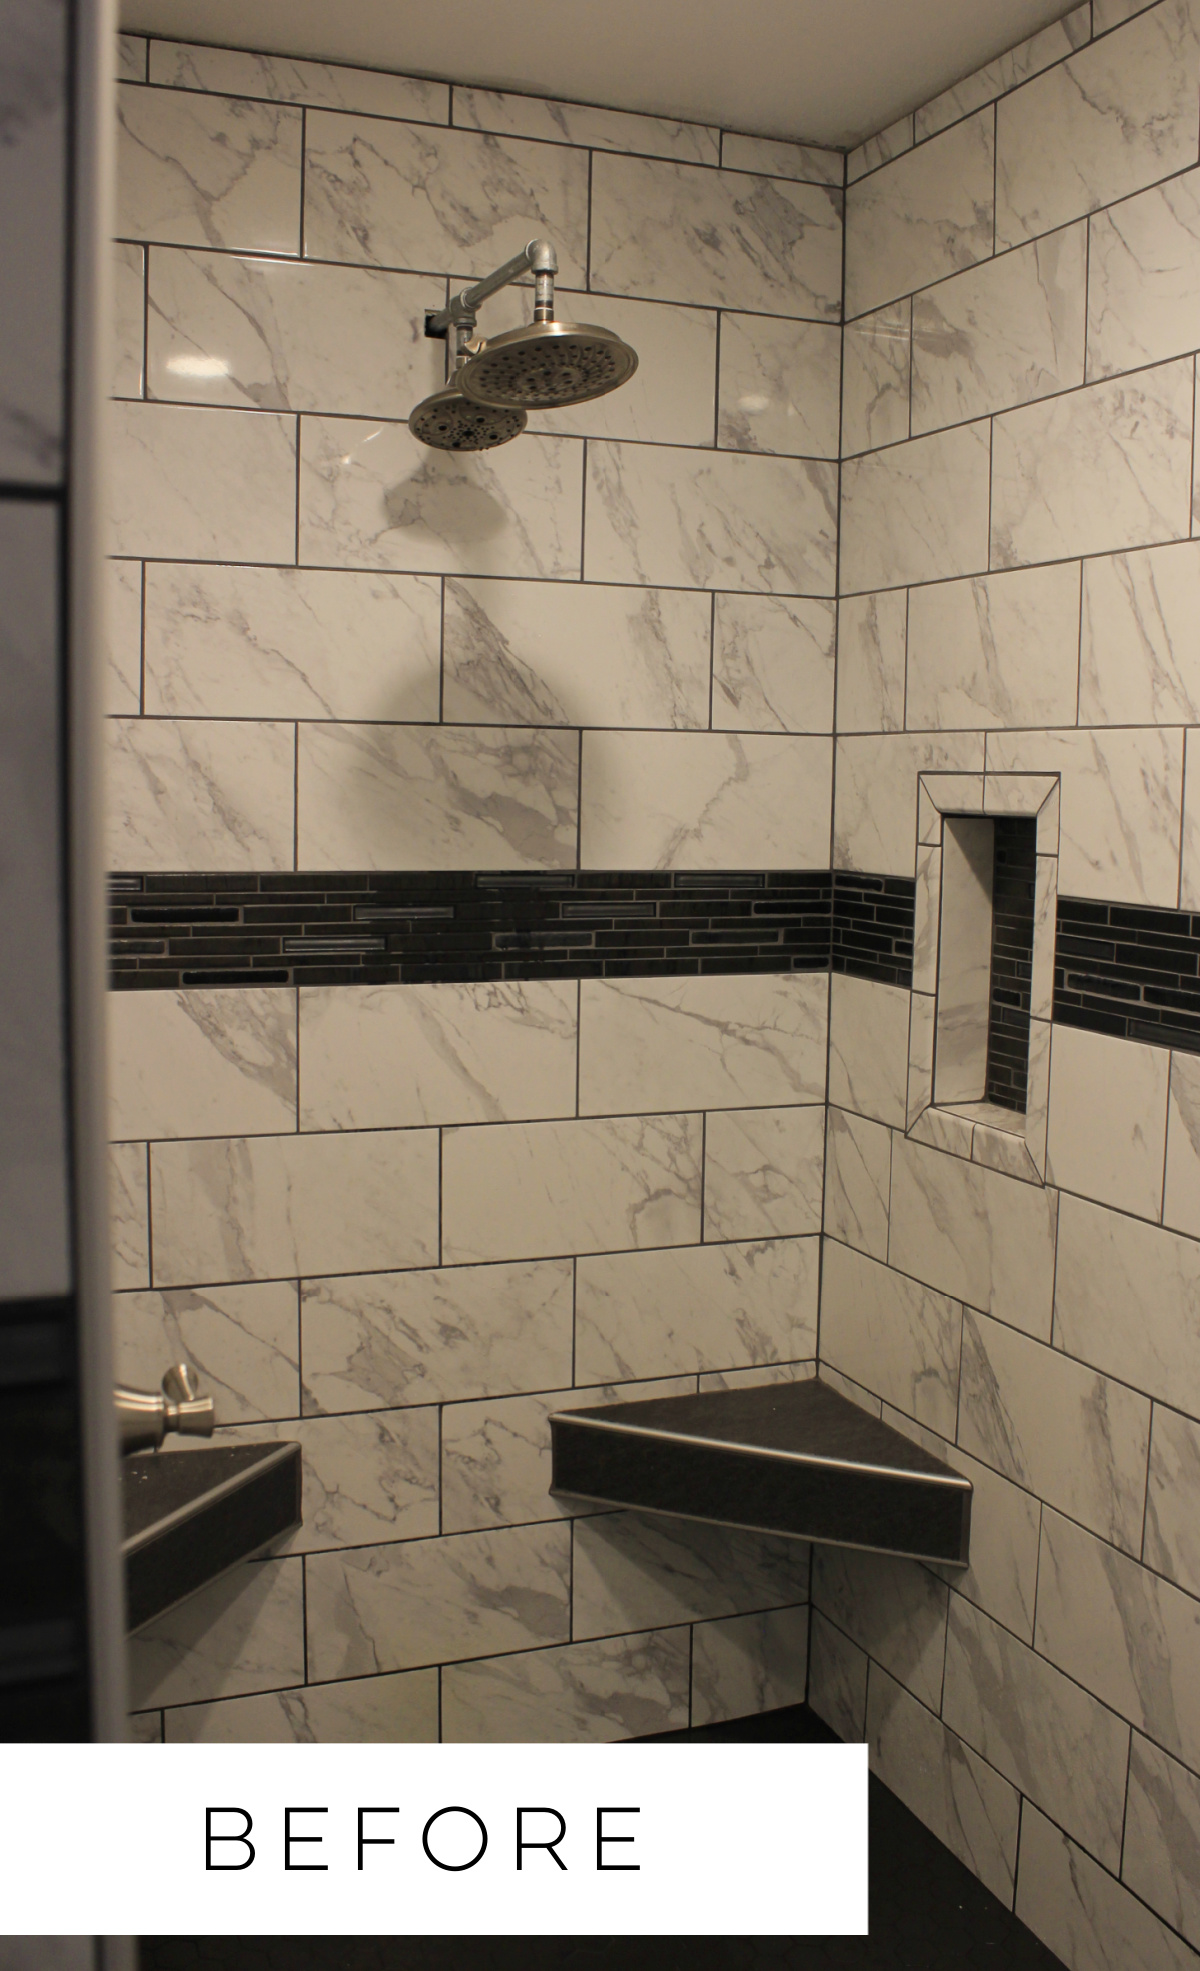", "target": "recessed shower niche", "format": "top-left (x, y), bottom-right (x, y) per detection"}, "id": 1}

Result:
top-left (908, 773), bottom-right (1060, 1185)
